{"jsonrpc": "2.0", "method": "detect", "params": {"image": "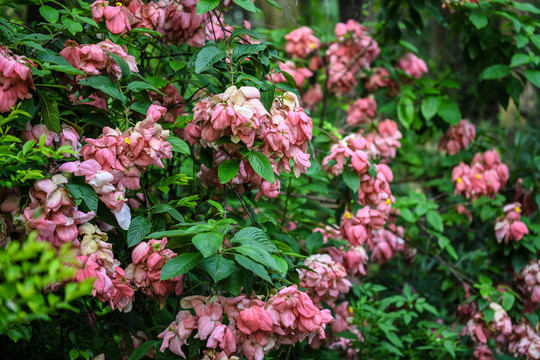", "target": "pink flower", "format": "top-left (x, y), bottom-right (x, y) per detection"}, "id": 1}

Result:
top-left (237, 305), bottom-right (273, 335)
top-left (365, 120), bottom-right (402, 161)
top-left (397, 53), bottom-right (428, 79)
top-left (0, 47), bottom-right (35, 113)
top-left (440, 119), bottom-right (476, 155)
top-left (301, 83), bottom-right (322, 111)
top-left (103, 3), bottom-right (132, 34)
top-left (347, 98), bottom-right (377, 126)
top-left (365, 67), bottom-right (396, 92)
top-left (269, 61), bottom-right (313, 88)
top-left (284, 27), bottom-right (321, 59)
top-left (298, 254), bottom-right (351, 304)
